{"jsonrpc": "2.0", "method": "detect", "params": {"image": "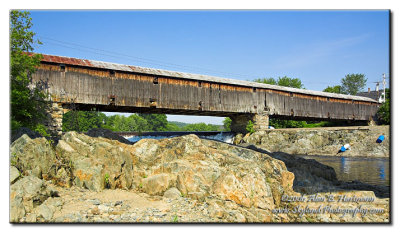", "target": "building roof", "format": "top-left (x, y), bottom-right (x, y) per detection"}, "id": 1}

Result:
top-left (39, 53), bottom-right (378, 103)
top-left (356, 90), bottom-right (383, 101)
